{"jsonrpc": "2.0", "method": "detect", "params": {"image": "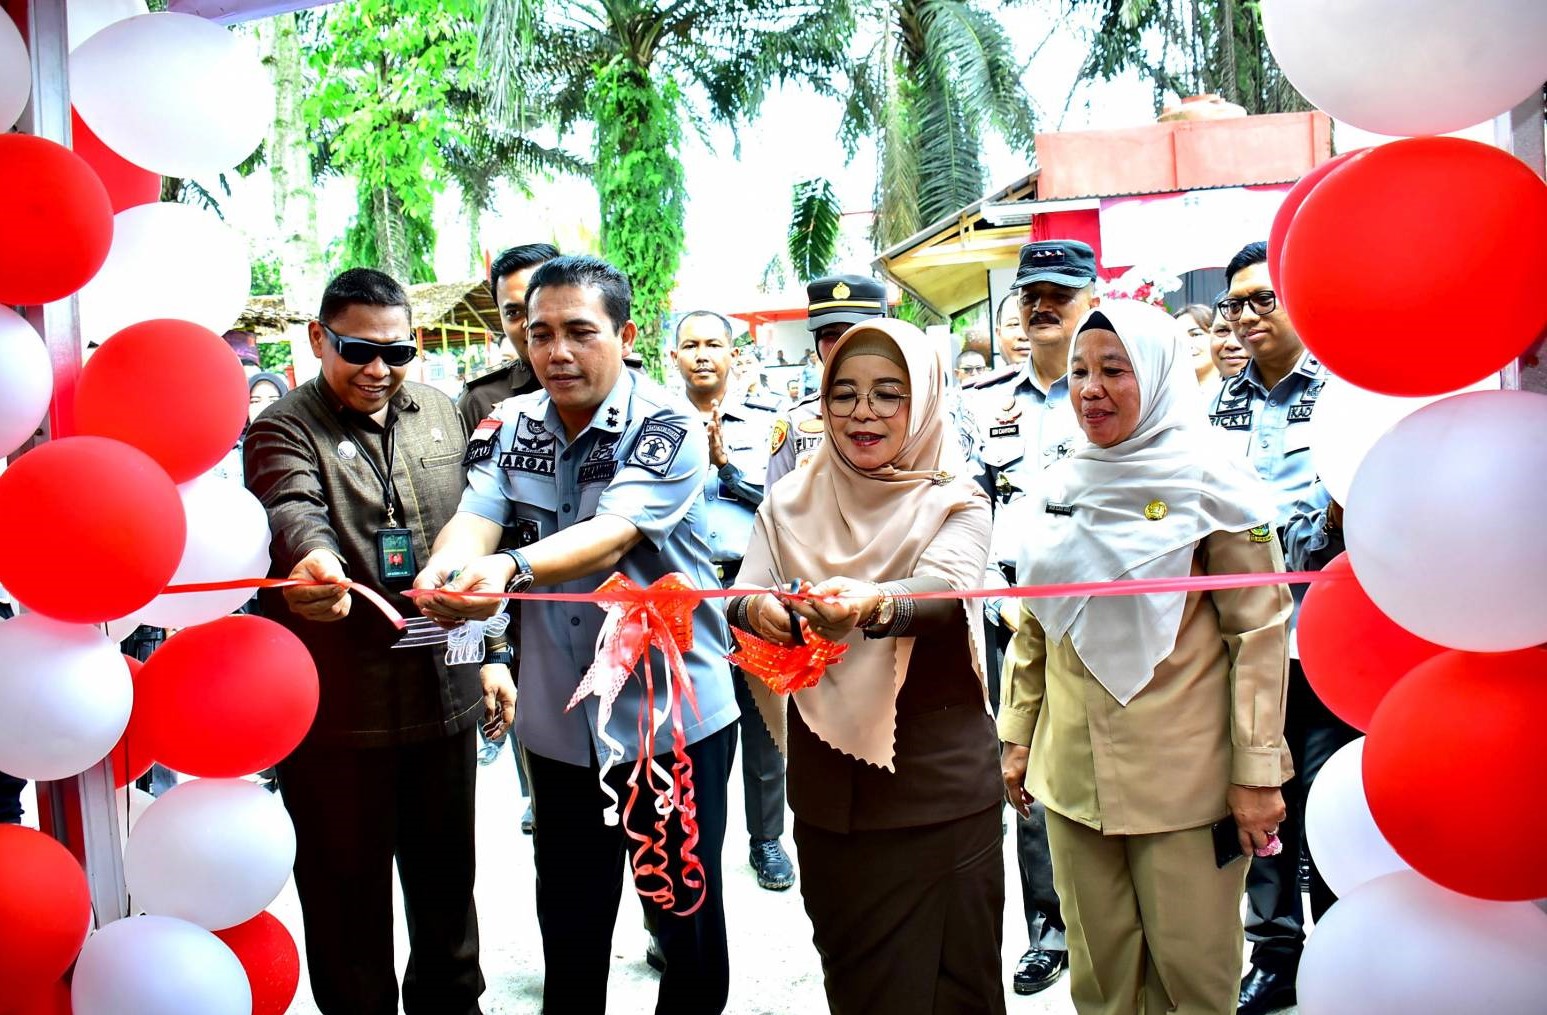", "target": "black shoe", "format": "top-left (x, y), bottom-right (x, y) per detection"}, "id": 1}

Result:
top-left (750, 838), bottom-right (795, 891)
top-left (1237, 964), bottom-right (1297, 1015)
top-left (520, 802), bottom-right (534, 835)
top-left (644, 933), bottom-right (666, 974)
top-left (1012, 948), bottom-right (1067, 995)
